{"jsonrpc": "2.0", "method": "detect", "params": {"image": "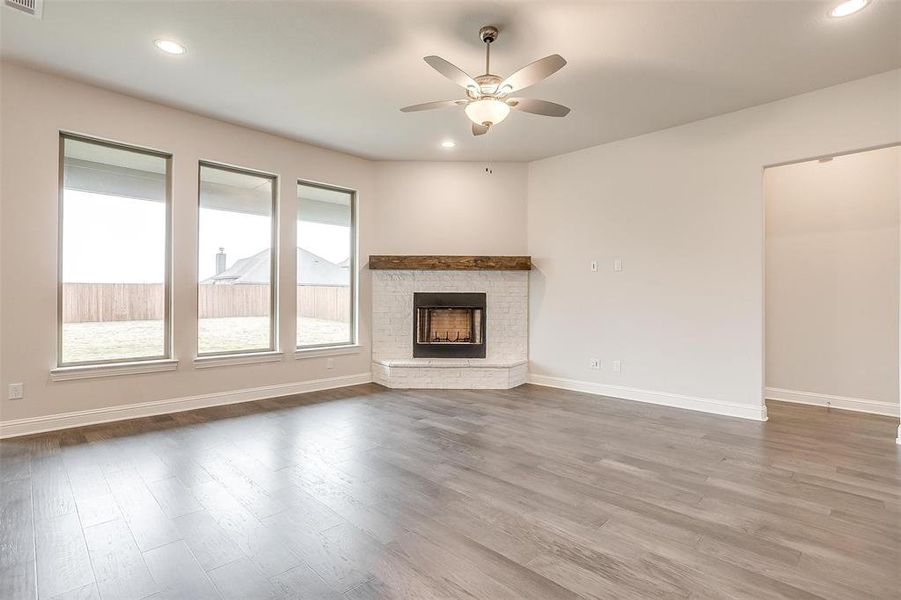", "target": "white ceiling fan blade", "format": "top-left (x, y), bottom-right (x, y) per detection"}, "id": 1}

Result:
top-left (472, 122), bottom-right (489, 136)
top-left (423, 56), bottom-right (479, 92)
top-left (508, 98), bottom-right (571, 117)
top-left (400, 100), bottom-right (465, 112)
top-left (499, 54), bottom-right (566, 94)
